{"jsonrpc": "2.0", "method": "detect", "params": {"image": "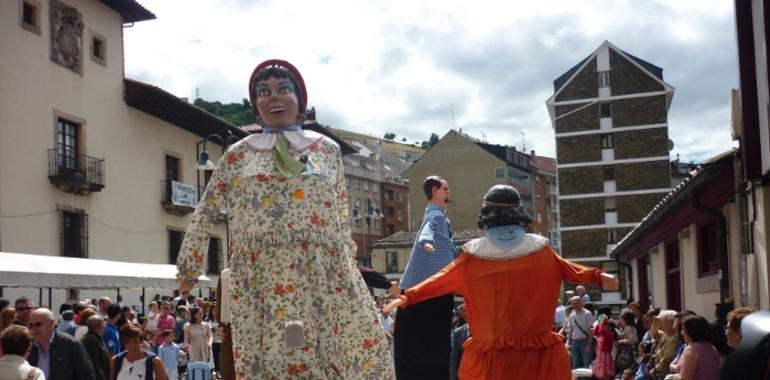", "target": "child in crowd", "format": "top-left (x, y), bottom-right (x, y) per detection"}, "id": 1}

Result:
top-left (158, 330), bottom-right (183, 380)
top-left (635, 341), bottom-right (654, 380)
